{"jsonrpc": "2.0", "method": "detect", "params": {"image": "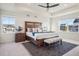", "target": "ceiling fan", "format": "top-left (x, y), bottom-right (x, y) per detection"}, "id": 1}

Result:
top-left (38, 3), bottom-right (59, 11)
